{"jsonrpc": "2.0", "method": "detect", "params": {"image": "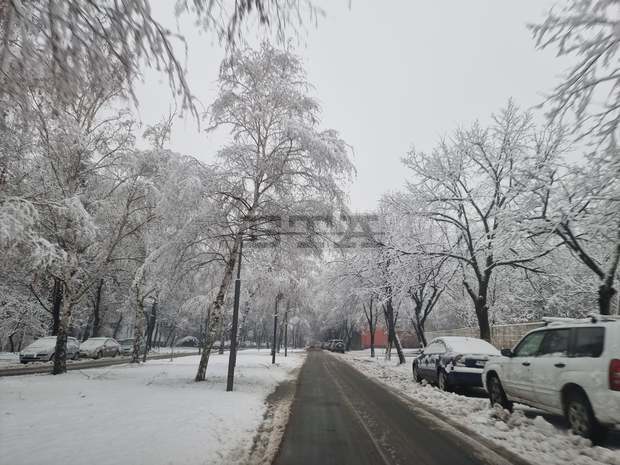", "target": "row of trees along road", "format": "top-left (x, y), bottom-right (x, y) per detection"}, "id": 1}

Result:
top-left (319, 0), bottom-right (619, 357)
top-left (1, 0), bottom-right (348, 381)
top-left (1, 0), bottom-right (618, 373)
